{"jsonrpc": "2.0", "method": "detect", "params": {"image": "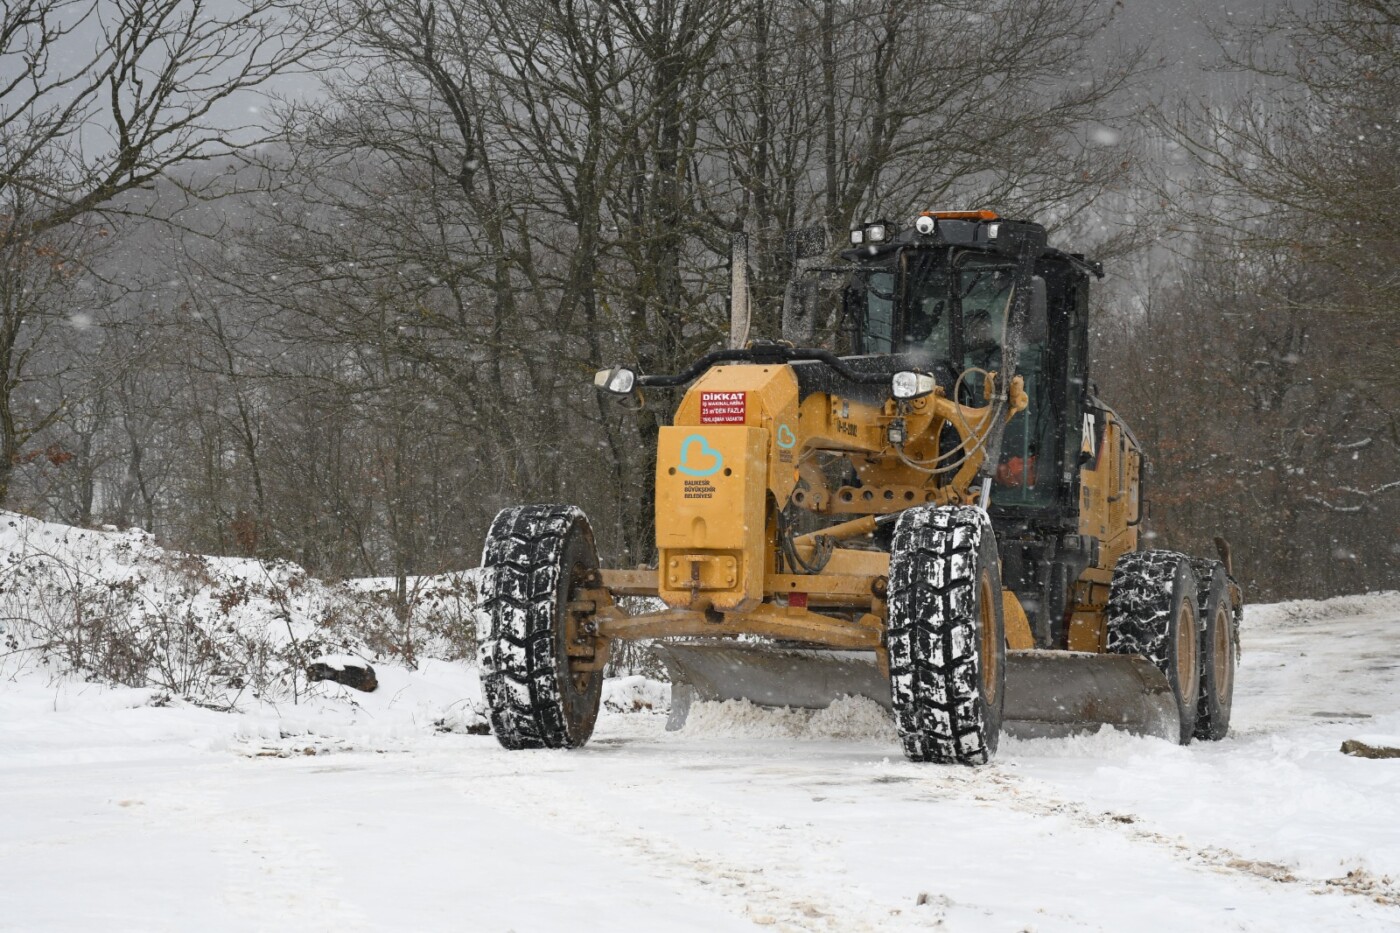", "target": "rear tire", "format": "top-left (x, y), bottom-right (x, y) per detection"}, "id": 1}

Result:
top-left (1106, 550), bottom-right (1201, 745)
top-left (886, 506), bottom-right (1006, 765)
top-left (1191, 561), bottom-right (1236, 741)
top-left (479, 505), bottom-right (603, 750)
